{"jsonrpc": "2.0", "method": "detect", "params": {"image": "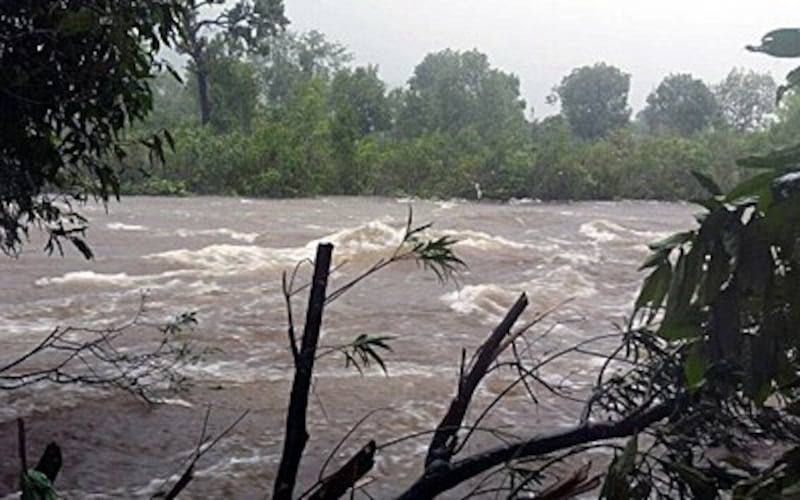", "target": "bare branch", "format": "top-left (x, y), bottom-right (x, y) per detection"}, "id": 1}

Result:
top-left (158, 408), bottom-right (250, 500)
top-left (274, 243), bottom-right (334, 500)
top-left (396, 400), bottom-right (677, 499)
top-left (0, 302), bottom-right (200, 401)
top-left (308, 441), bottom-right (377, 500)
top-left (425, 293), bottom-right (528, 467)
top-left (17, 418), bottom-right (27, 473)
